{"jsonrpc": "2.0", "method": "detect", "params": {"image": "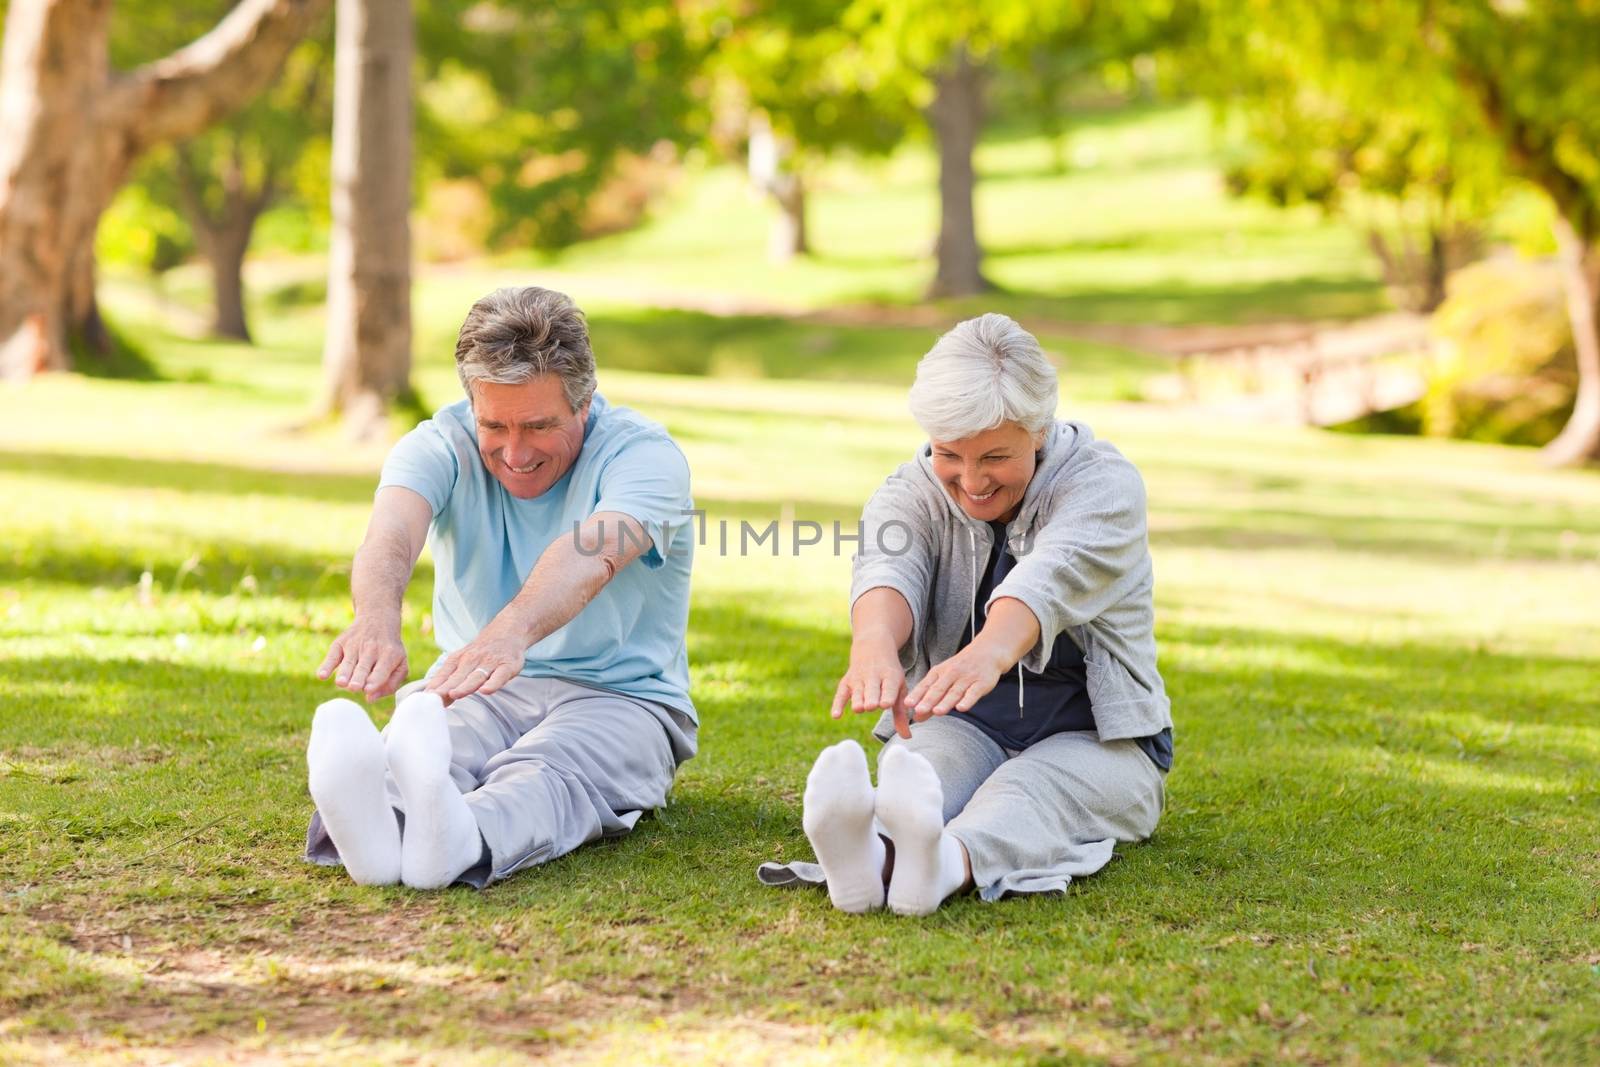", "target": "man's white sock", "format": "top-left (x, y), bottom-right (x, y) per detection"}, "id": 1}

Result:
top-left (876, 746), bottom-right (968, 916)
top-left (307, 698), bottom-right (400, 886)
top-left (802, 740), bottom-right (886, 913)
top-left (385, 691), bottom-right (484, 890)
